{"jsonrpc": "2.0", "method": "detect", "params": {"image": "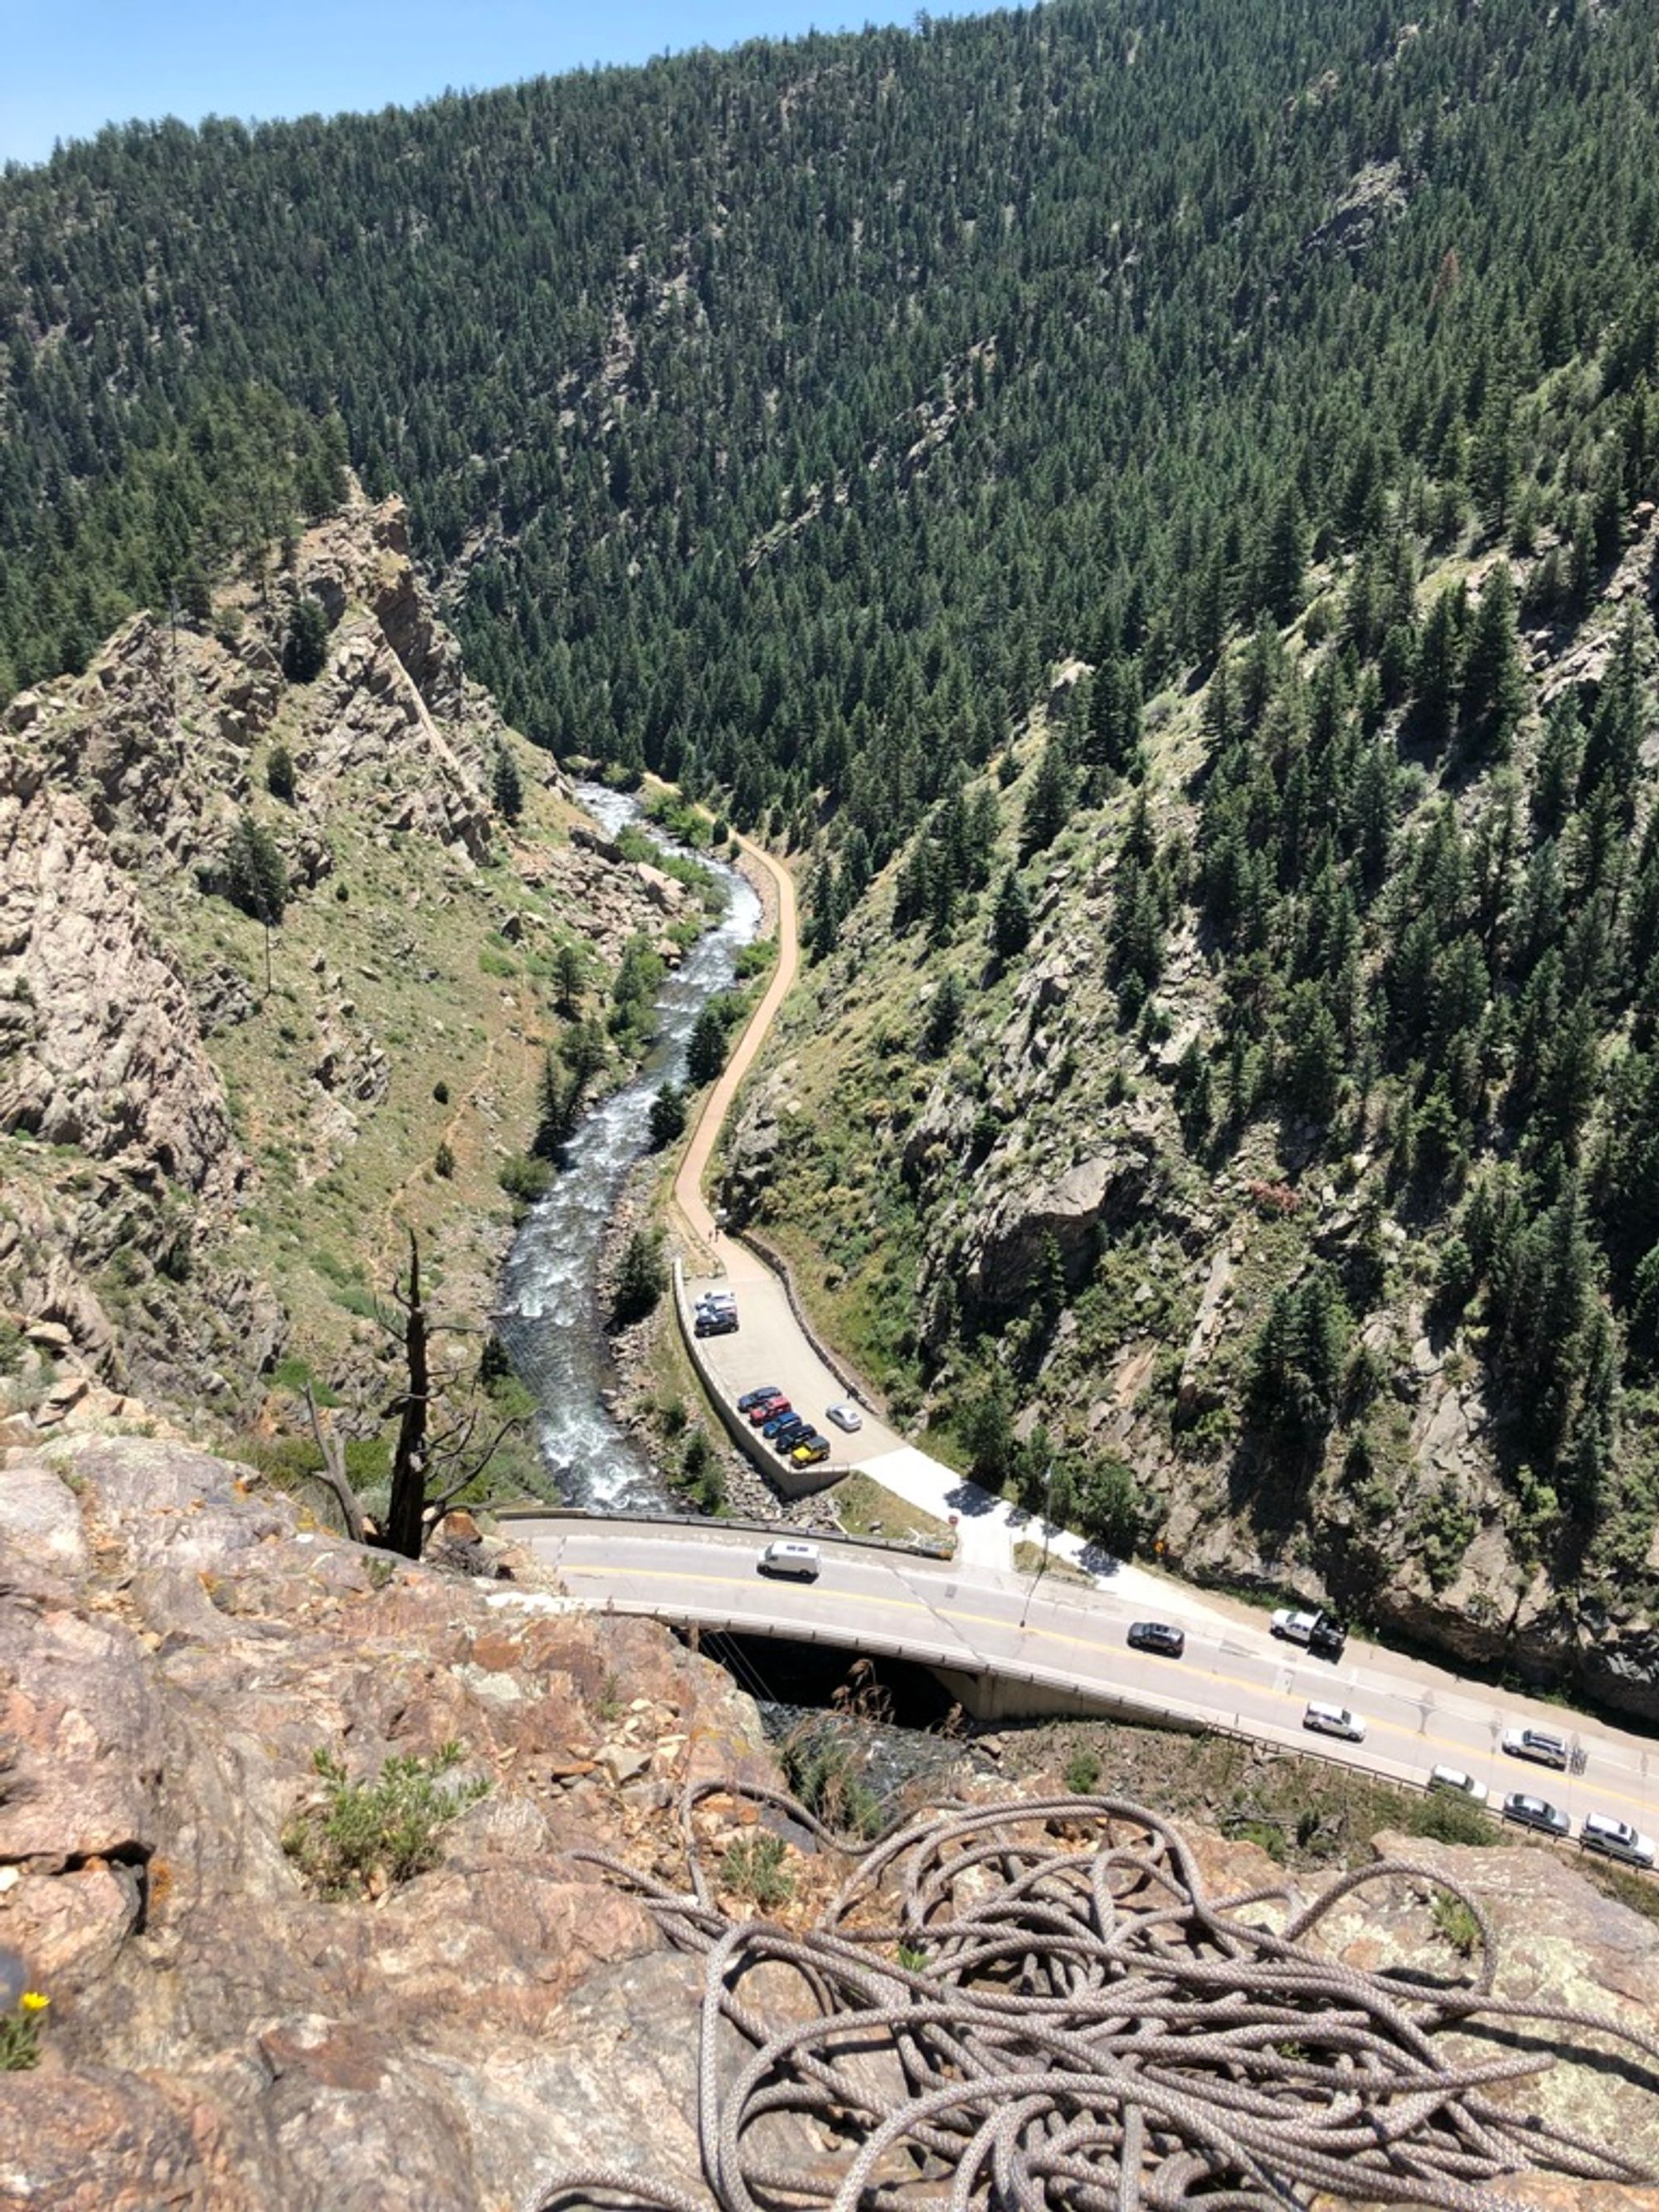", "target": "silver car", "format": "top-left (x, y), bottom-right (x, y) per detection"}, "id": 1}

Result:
top-left (1580, 1812), bottom-right (1657, 1868)
top-left (1303, 1700), bottom-right (1365, 1743)
top-left (826, 1402), bottom-right (863, 1433)
top-left (1428, 1765), bottom-right (1489, 1805)
top-left (1501, 1725), bottom-right (1569, 1771)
